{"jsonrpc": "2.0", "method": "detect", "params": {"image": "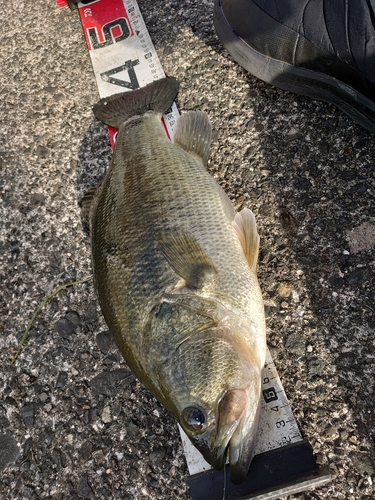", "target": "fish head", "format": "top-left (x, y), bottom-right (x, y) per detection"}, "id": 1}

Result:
top-left (149, 301), bottom-right (262, 484)
top-left (178, 343), bottom-right (262, 484)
